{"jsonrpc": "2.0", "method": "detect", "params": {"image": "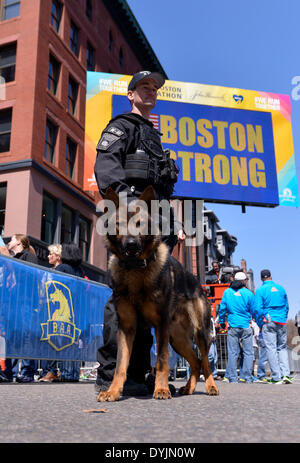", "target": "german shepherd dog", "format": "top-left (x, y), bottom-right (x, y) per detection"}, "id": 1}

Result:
top-left (97, 186), bottom-right (219, 402)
